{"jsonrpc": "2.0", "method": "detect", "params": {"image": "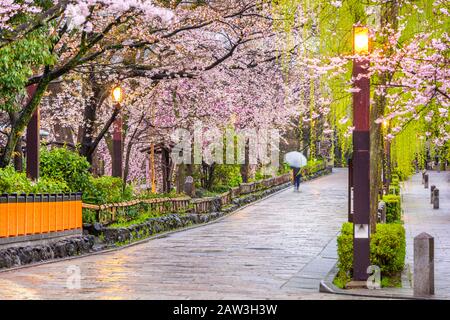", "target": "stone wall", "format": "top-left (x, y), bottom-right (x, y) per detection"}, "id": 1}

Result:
top-left (0, 235), bottom-right (95, 270)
